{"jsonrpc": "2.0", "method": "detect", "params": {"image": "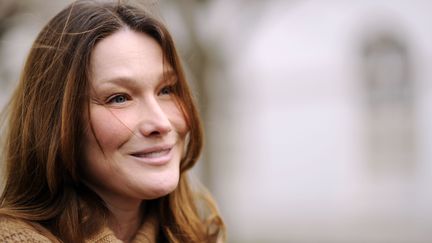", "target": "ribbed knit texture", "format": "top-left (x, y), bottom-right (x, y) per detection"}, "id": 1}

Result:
top-left (0, 217), bottom-right (156, 243)
top-left (0, 217), bottom-right (51, 242)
